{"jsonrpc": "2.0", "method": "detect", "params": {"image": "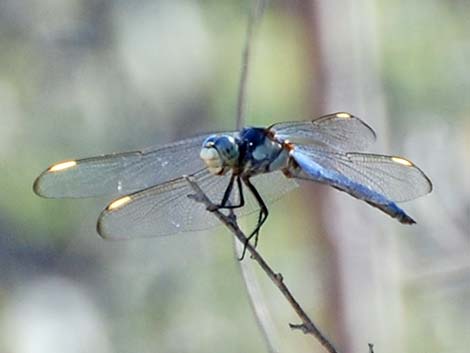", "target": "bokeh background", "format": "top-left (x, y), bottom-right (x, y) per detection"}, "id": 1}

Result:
top-left (1, 1), bottom-right (469, 353)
